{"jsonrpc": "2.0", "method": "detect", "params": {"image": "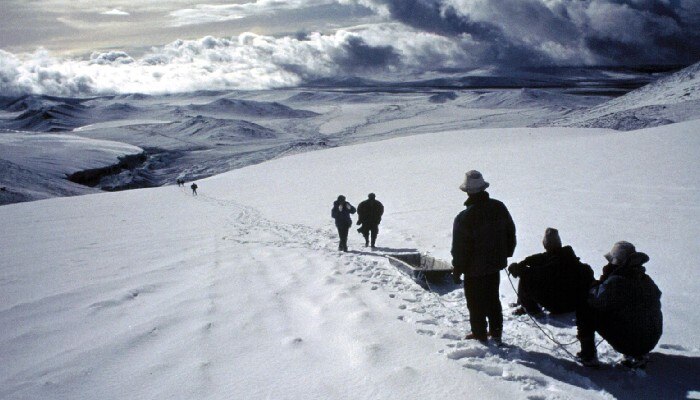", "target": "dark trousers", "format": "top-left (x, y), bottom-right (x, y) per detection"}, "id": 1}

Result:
top-left (361, 224), bottom-right (379, 246)
top-left (337, 225), bottom-right (350, 251)
top-left (575, 302), bottom-right (598, 358)
top-left (464, 273), bottom-right (503, 338)
top-left (517, 278), bottom-right (543, 314)
top-left (576, 302), bottom-right (597, 339)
